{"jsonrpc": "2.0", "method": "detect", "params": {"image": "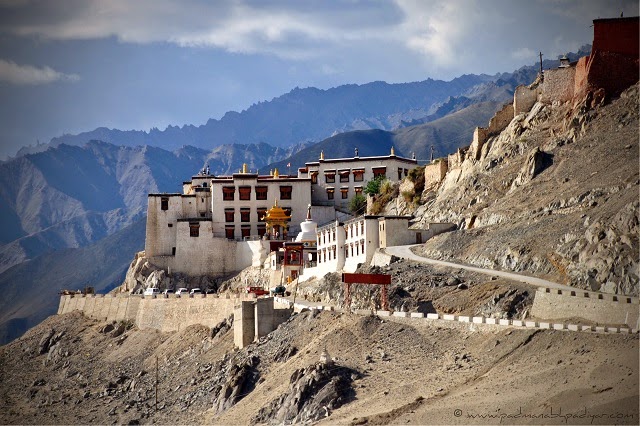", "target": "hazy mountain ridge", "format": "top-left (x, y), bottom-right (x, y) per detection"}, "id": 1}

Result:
top-left (21, 75), bottom-right (492, 156)
top-left (263, 100), bottom-right (502, 173)
top-left (0, 218), bottom-right (146, 345)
